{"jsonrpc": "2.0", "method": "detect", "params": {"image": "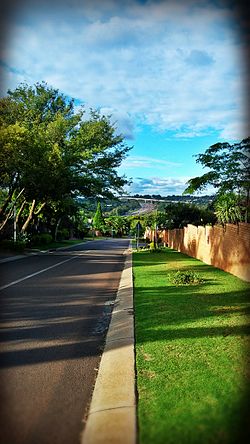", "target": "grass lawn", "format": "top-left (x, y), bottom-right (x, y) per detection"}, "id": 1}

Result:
top-left (133, 248), bottom-right (250, 444)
